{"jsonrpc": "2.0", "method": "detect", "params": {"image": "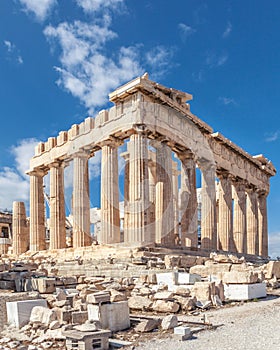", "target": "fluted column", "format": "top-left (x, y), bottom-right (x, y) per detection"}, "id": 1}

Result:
top-left (121, 152), bottom-right (130, 242)
top-left (72, 151), bottom-right (91, 248)
top-left (257, 190), bottom-right (268, 257)
top-left (246, 187), bottom-right (258, 255)
top-left (179, 154), bottom-right (198, 248)
top-left (172, 162), bottom-right (180, 242)
top-left (49, 162), bottom-right (66, 250)
top-left (100, 141), bottom-right (121, 244)
top-left (154, 142), bottom-right (174, 246)
top-left (29, 170), bottom-right (46, 251)
top-left (200, 163), bottom-right (217, 250)
top-left (148, 158), bottom-right (156, 232)
top-left (217, 171), bottom-right (233, 252)
top-left (232, 179), bottom-right (246, 254)
top-left (127, 132), bottom-right (152, 245)
top-left (12, 201), bottom-right (29, 255)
